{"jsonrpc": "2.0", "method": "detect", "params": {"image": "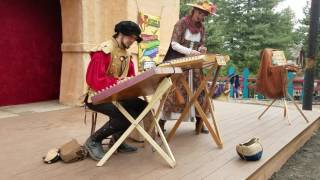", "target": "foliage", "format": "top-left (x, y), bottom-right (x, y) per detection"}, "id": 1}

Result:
top-left (179, 0), bottom-right (306, 75)
top-left (295, 0), bottom-right (320, 78)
